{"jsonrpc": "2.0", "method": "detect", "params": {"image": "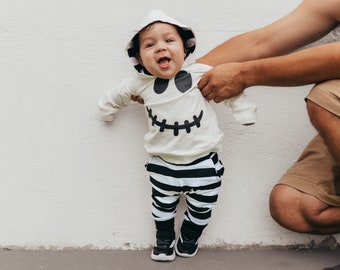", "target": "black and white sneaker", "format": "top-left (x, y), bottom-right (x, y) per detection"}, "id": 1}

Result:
top-left (175, 234), bottom-right (198, 257)
top-left (151, 239), bottom-right (176, 261)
